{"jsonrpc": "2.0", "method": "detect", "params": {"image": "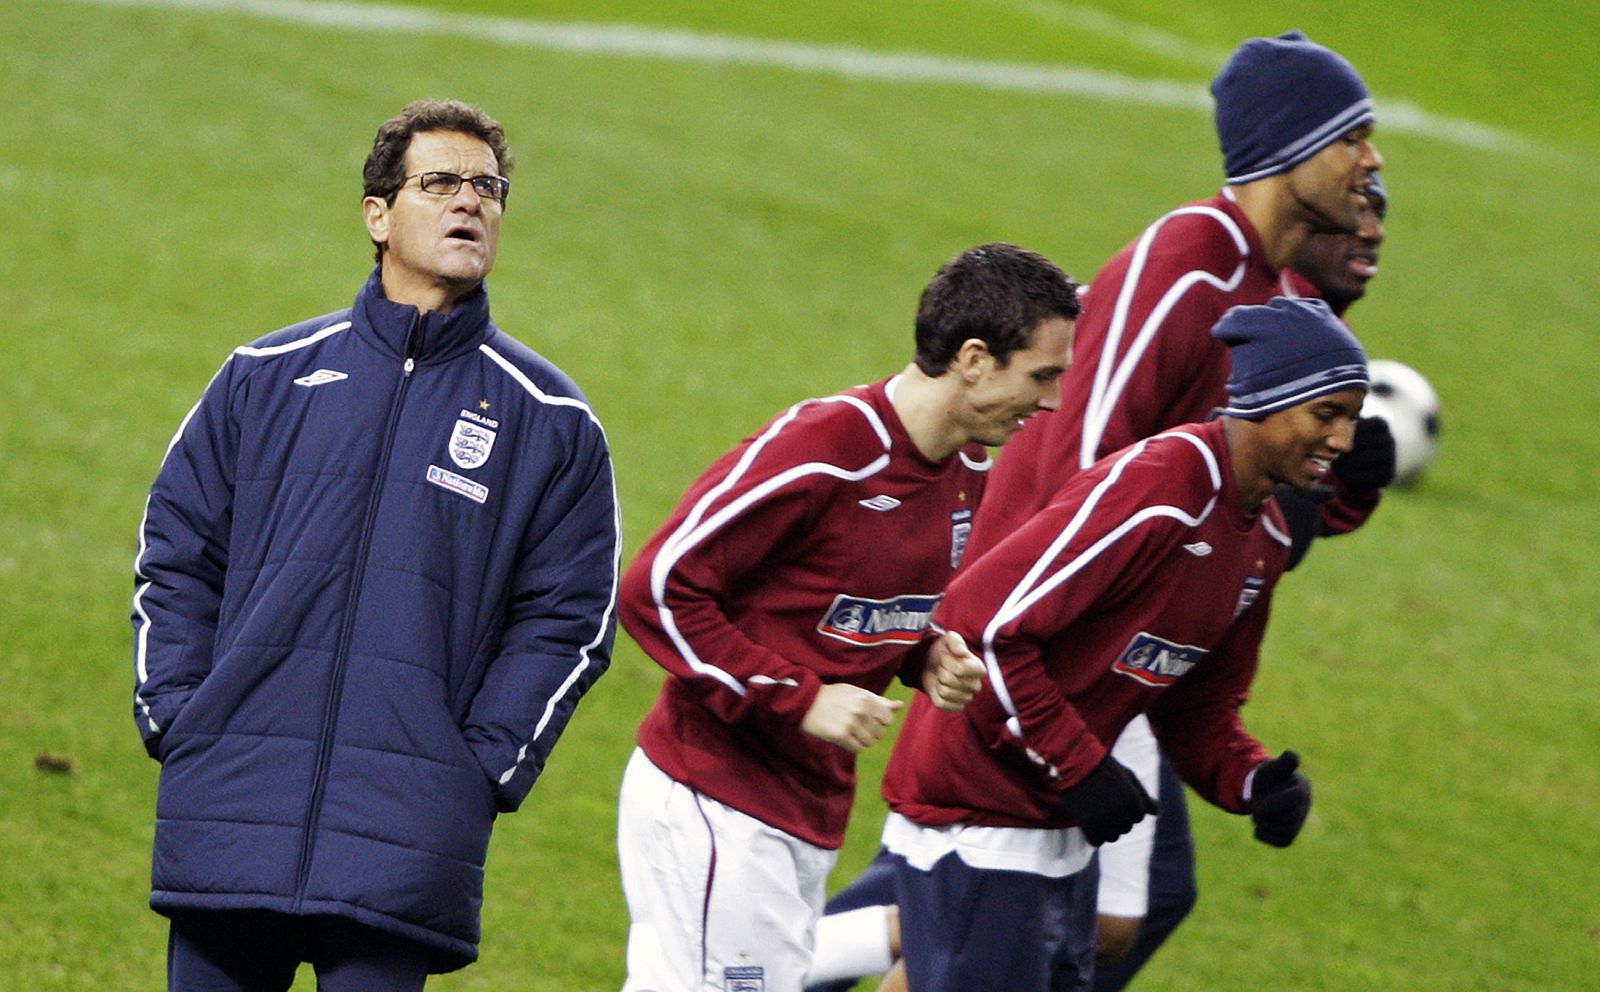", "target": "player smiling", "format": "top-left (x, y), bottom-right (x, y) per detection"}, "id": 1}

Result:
top-left (876, 297), bottom-right (1366, 992)
top-left (615, 243), bottom-right (1081, 992)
